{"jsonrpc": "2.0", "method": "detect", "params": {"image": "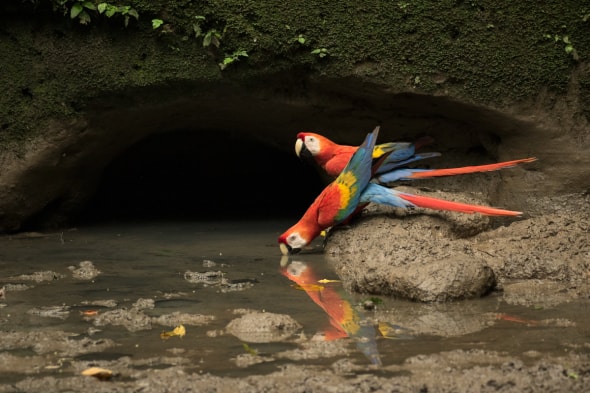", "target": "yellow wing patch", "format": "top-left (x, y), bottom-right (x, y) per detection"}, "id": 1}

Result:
top-left (372, 143), bottom-right (394, 159)
top-left (336, 171), bottom-right (358, 207)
